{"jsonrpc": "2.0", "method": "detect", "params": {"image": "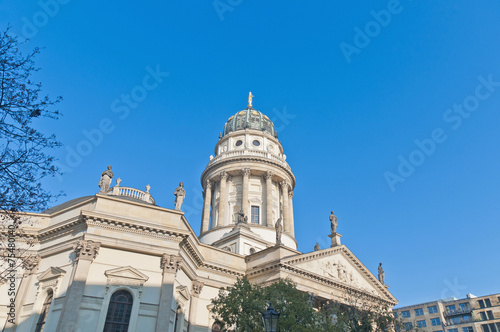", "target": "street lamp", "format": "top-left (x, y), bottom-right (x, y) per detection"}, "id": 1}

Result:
top-left (262, 302), bottom-right (280, 332)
